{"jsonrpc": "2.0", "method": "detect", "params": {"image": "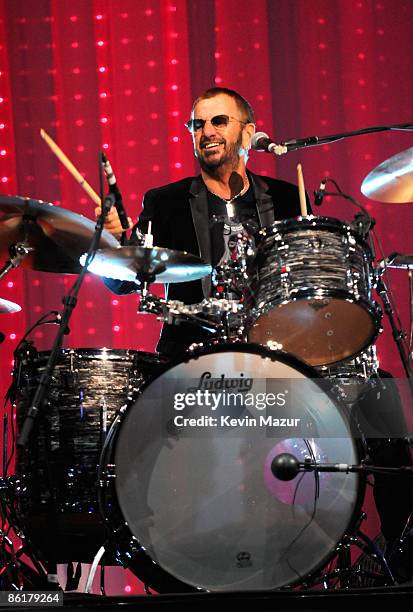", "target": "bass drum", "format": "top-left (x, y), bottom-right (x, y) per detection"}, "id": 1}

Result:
top-left (101, 344), bottom-right (364, 592)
